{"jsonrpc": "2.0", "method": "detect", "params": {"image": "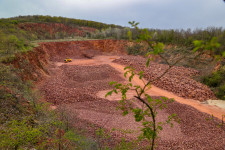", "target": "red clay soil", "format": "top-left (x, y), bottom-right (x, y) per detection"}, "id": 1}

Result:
top-left (10, 40), bottom-right (128, 81)
top-left (38, 56), bottom-right (224, 149)
top-left (39, 40), bottom-right (128, 61)
top-left (12, 40), bottom-right (224, 149)
top-left (10, 47), bottom-right (49, 81)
